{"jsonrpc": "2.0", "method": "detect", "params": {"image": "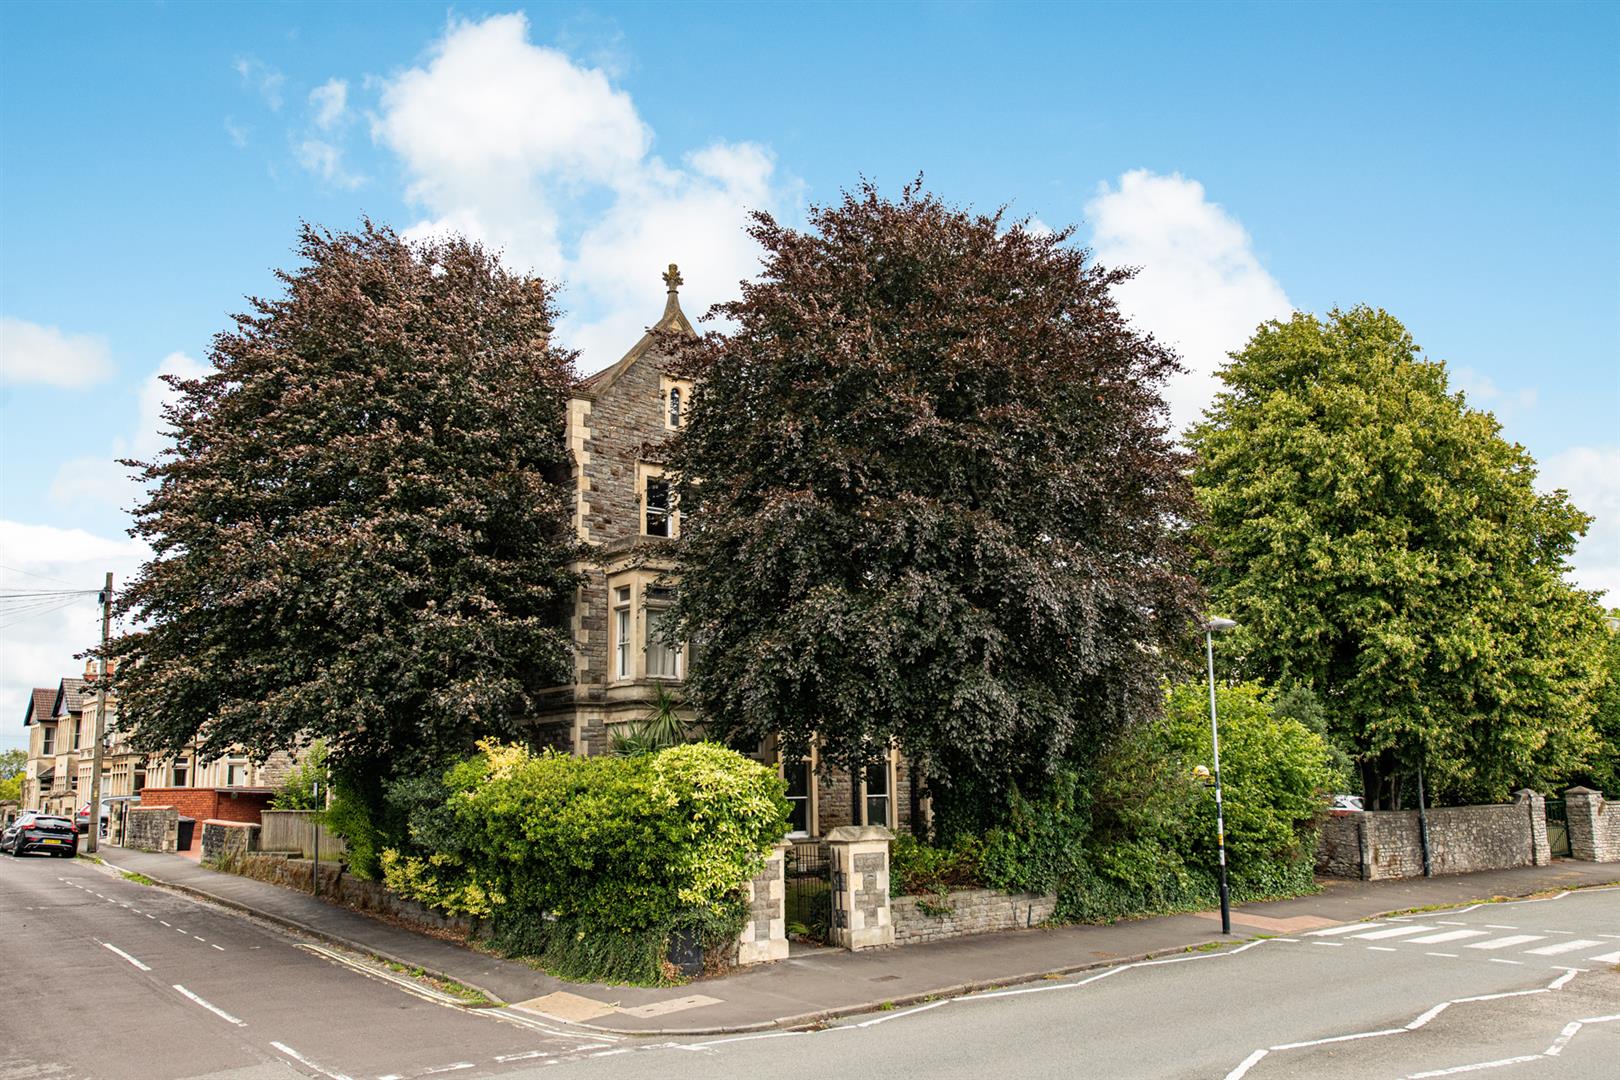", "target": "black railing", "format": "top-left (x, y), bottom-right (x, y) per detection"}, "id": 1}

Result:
top-left (785, 839), bottom-right (831, 943)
